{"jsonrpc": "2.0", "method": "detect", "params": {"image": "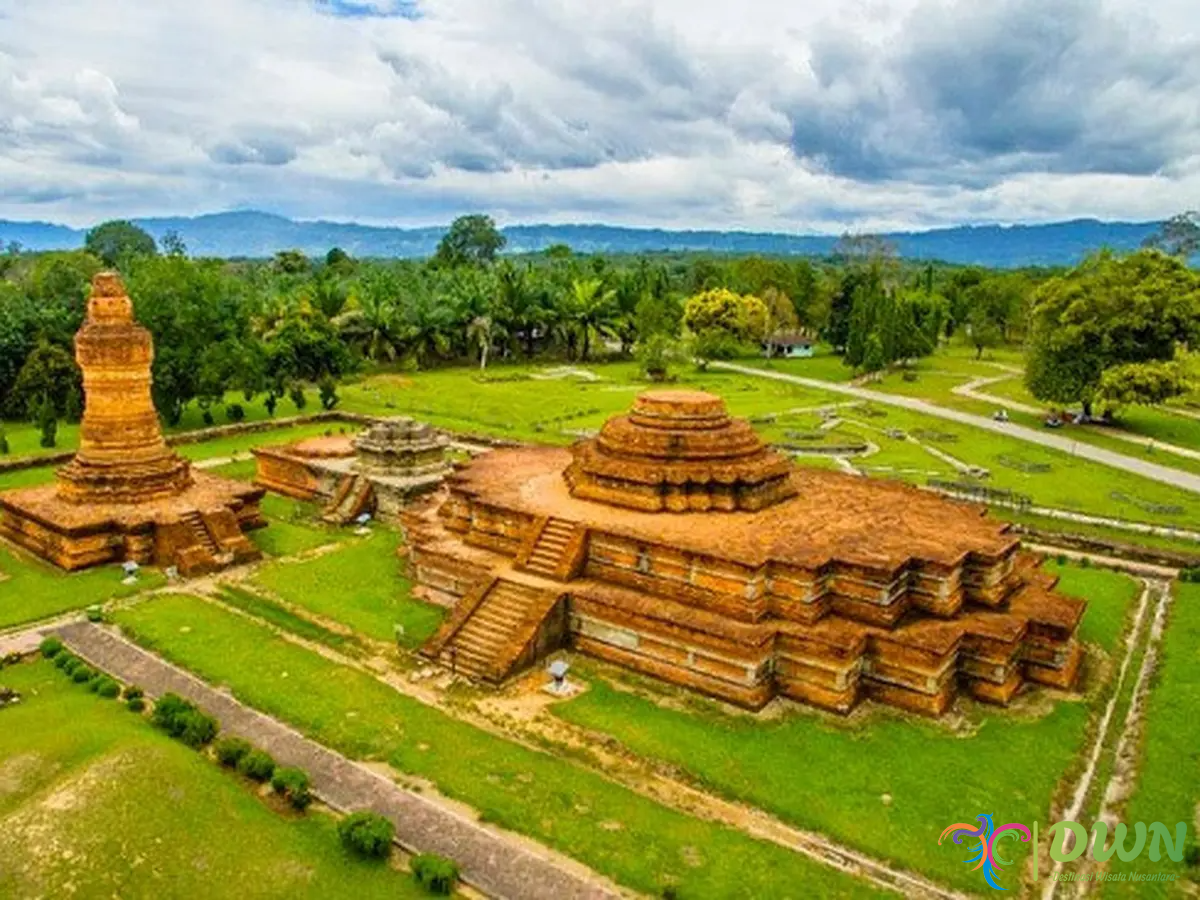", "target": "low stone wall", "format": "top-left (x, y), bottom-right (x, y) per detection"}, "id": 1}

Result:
top-left (1014, 525), bottom-right (1198, 569)
top-left (0, 411), bottom-right (526, 478)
